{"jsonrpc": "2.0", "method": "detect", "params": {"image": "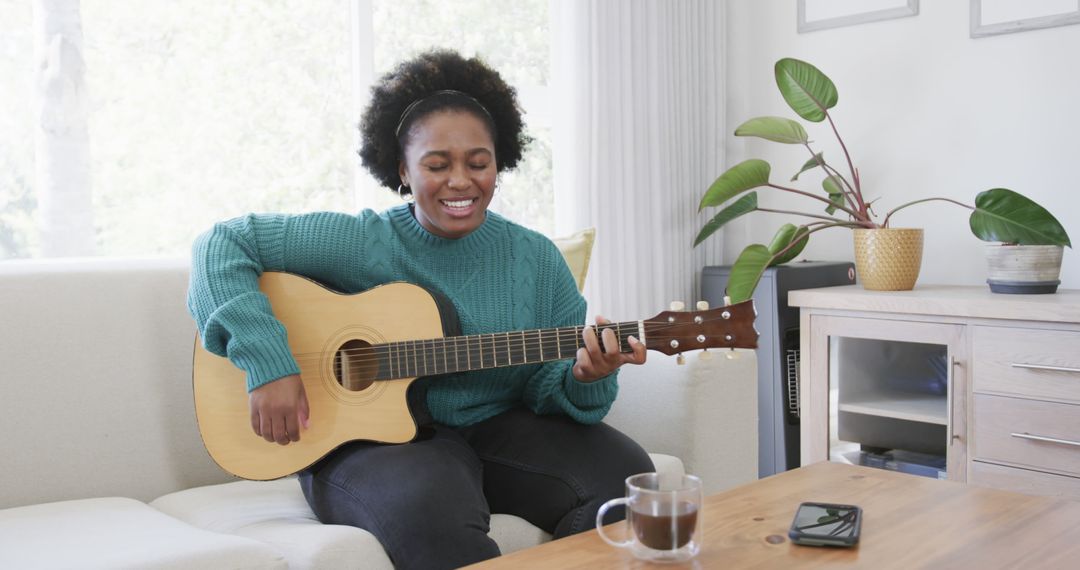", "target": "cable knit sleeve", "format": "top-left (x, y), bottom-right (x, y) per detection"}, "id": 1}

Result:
top-left (187, 212), bottom-right (365, 392)
top-left (521, 240), bottom-right (618, 424)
